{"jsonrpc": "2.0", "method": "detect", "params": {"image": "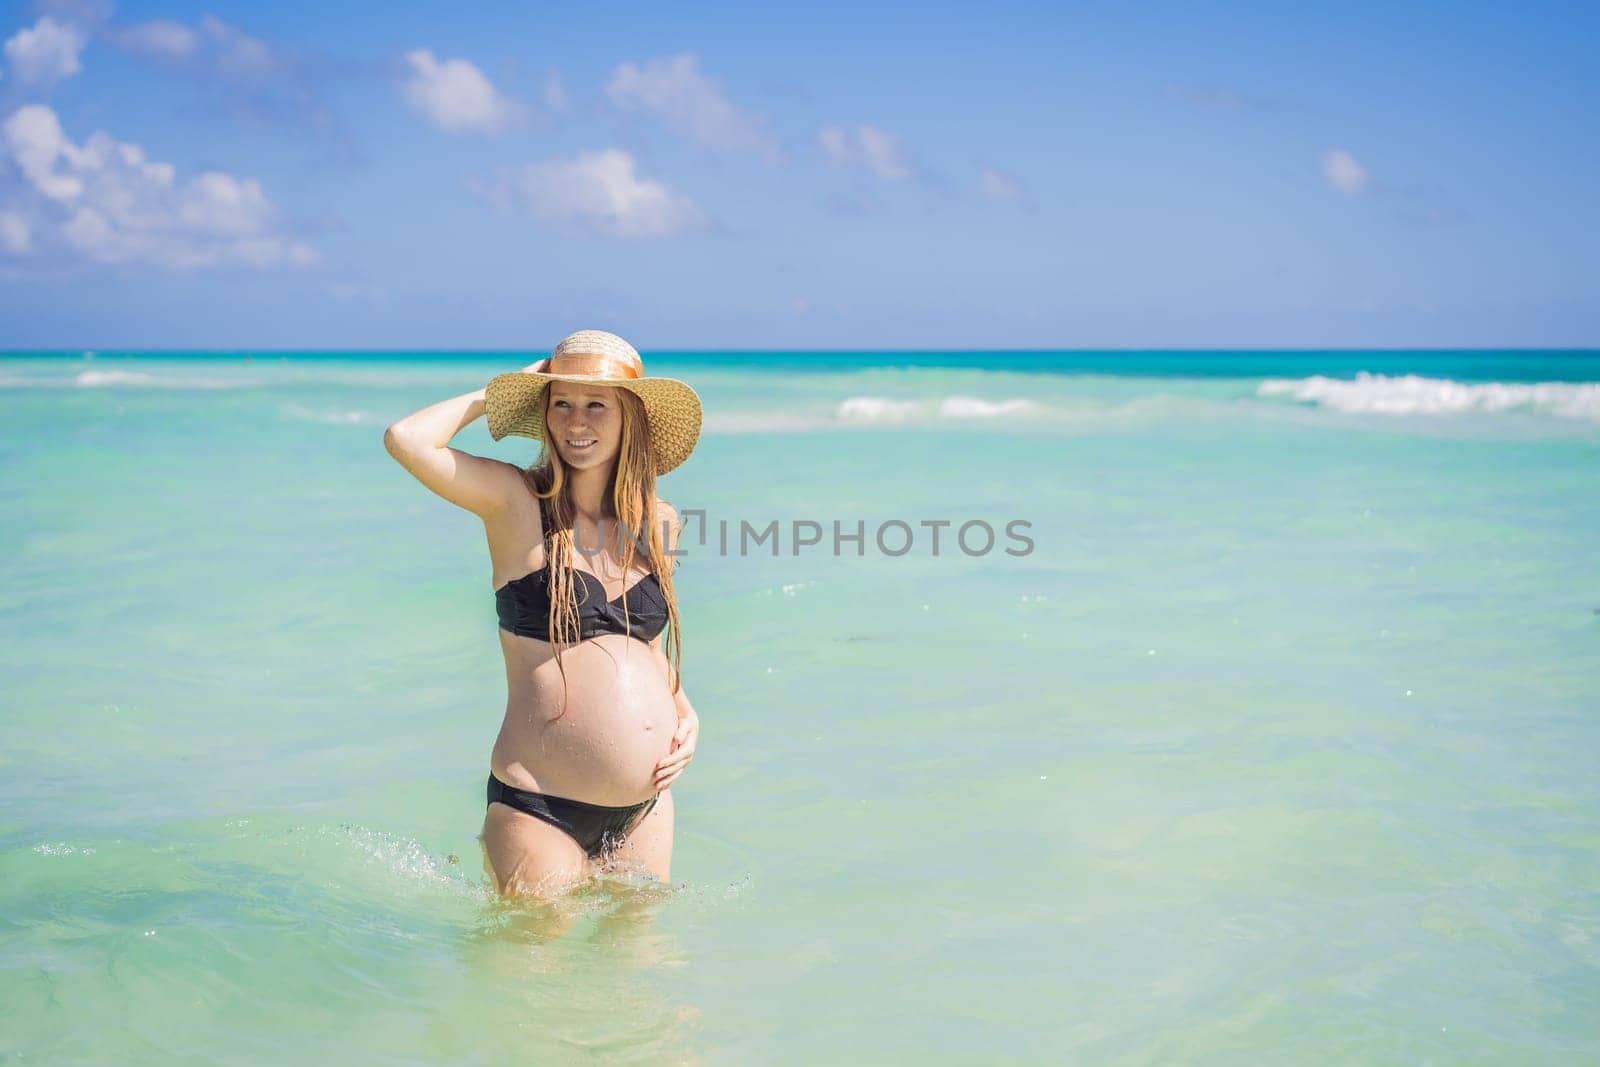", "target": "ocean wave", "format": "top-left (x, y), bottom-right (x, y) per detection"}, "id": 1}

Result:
top-left (0, 372), bottom-right (179, 389)
top-left (77, 370), bottom-right (157, 387)
top-left (703, 394), bottom-right (1050, 433)
top-left (75, 369), bottom-right (240, 389)
top-left (282, 404), bottom-right (383, 426)
top-left (703, 412), bottom-right (830, 433)
top-left (837, 394), bottom-right (1040, 422)
top-left (938, 396), bottom-right (1037, 418)
top-left (0, 365), bottom-right (491, 391)
top-left (837, 396), bottom-right (920, 421)
top-left (1258, 373), bottom-right (1600, 420)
